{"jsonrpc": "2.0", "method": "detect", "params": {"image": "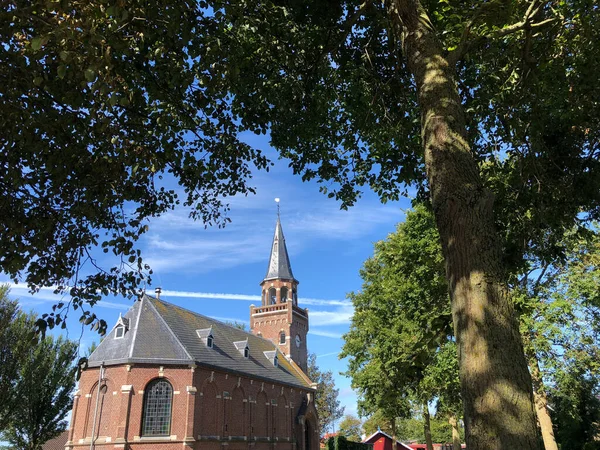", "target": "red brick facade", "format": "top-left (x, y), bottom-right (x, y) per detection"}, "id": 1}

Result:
top-left (66, 364), bottom-right (318, 450)
top-left (66, 218), bottom-right (319, 450)
top-left (252, 278), bottom-right (309, 373)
